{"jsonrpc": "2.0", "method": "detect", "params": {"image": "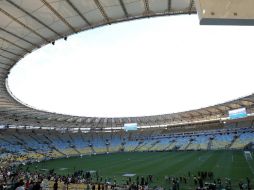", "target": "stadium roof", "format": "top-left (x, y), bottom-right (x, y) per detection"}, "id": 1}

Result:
top-left (0, 0), bottom-right (254, 130)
